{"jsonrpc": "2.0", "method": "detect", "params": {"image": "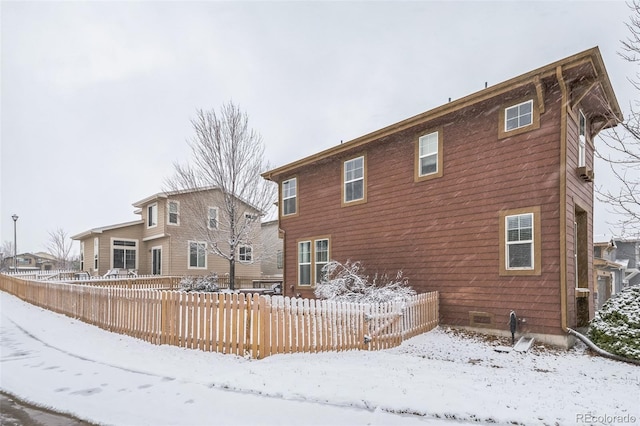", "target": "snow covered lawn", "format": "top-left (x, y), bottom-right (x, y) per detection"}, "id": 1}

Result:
top-left (1, 291), bottom-right (638, 425)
